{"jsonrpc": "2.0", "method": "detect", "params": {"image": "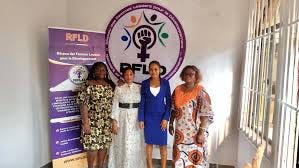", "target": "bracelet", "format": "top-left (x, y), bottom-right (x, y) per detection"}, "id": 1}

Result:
top-left (197, 128), bottom-right (205, 136)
